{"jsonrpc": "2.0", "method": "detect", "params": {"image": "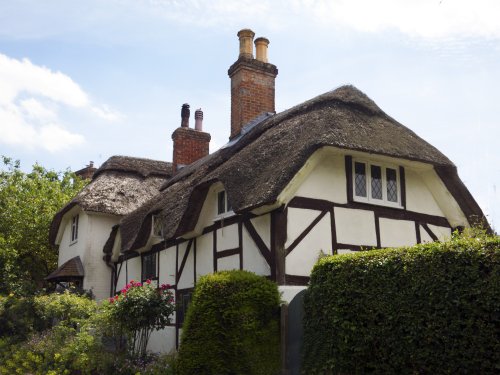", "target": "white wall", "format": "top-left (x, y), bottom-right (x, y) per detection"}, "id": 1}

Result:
top-left (158, 246), bottom-right (176, 287)
top-left (286, 211), bottom-right (332, 276)
top-left (84, 214), bottom-right (118, 300)
top-left (147, 327), bottom-right (176, 354)
top-left (293, 153), bottom-right (347, 203)
top-left (379, 218), bottom-right (417, 248)
top-left (335, 207), bottom-right (377, 247)
top-left (405, 170), bottom-right (445, 216)
top-left (58, 208), bottom-right (87, 266)
top-left (195, 233), bottom-right (213, 280)
top-left (177, 241), bottom-right (195, 289)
